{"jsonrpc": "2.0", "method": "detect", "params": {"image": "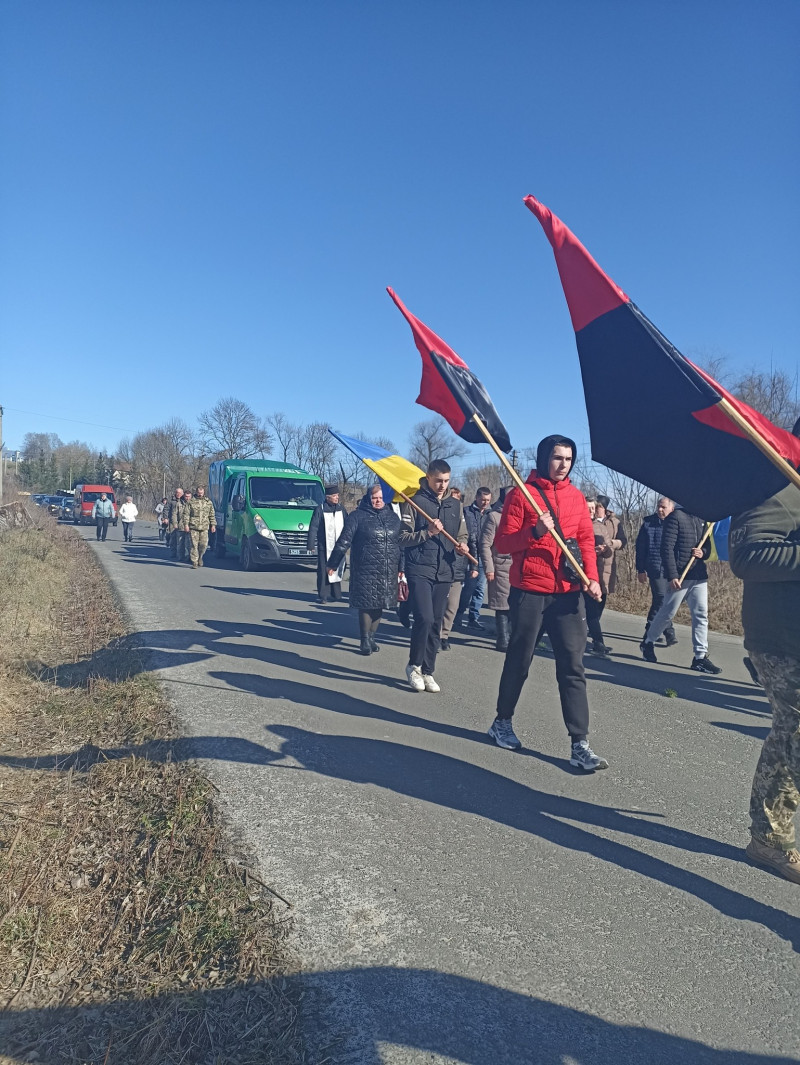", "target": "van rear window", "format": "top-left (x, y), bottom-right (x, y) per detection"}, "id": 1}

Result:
top-left (248, 478), bottom-right (323, 508)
